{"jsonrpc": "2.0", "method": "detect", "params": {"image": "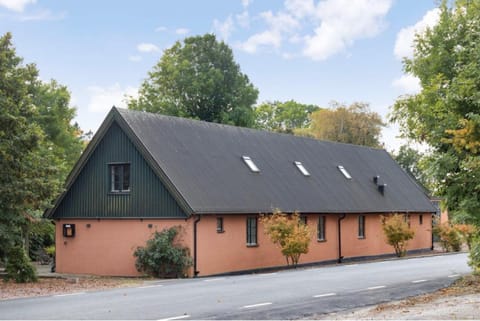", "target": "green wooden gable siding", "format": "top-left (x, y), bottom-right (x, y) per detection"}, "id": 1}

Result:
top-left (52, 121), bottom-right (187, 219)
